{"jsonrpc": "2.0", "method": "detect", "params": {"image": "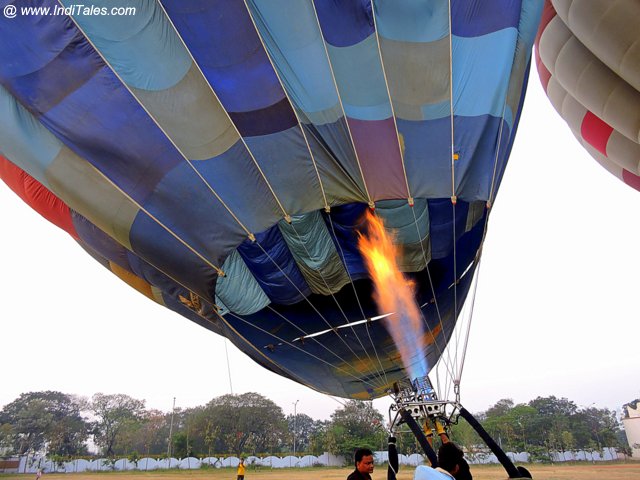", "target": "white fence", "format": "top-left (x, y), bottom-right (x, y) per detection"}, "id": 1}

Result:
top-left (3, 447), bottom-right (621, 474)
top-left (6, 453), bottom-right (343, 473)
